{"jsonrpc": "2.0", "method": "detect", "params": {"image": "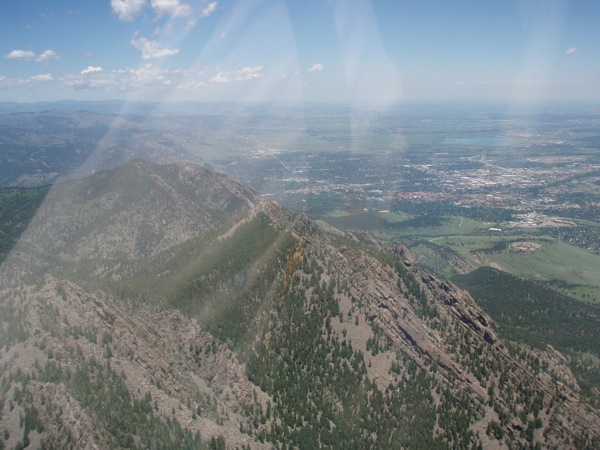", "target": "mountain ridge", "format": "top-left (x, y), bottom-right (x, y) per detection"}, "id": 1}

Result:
top-left (5, 159), bottom-right (259, 272)
top-left (1, 159), bottom-right (599, 449)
